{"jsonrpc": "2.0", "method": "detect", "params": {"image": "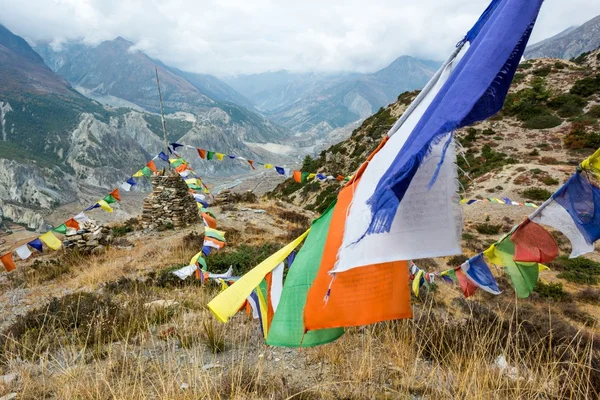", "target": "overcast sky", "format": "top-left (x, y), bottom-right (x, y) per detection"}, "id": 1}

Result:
top-left (0, 0), bottom-right (598, 76)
